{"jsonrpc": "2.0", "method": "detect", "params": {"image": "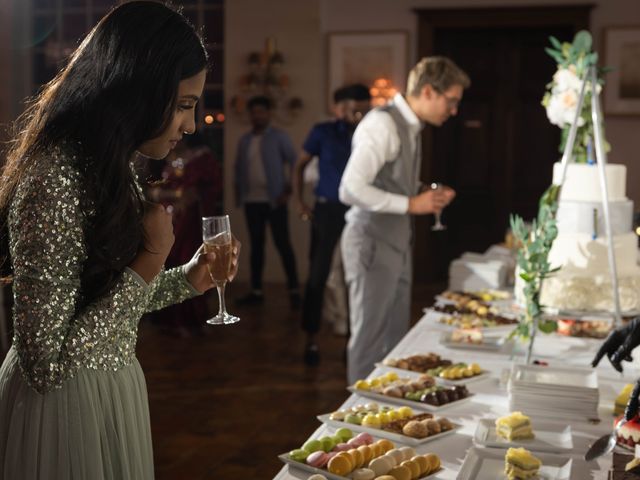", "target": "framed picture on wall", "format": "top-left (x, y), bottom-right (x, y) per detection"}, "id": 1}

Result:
top-left (604, 27), bottom-right (640, 115)
top-left (326, 31), bottom-right (408, 112)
